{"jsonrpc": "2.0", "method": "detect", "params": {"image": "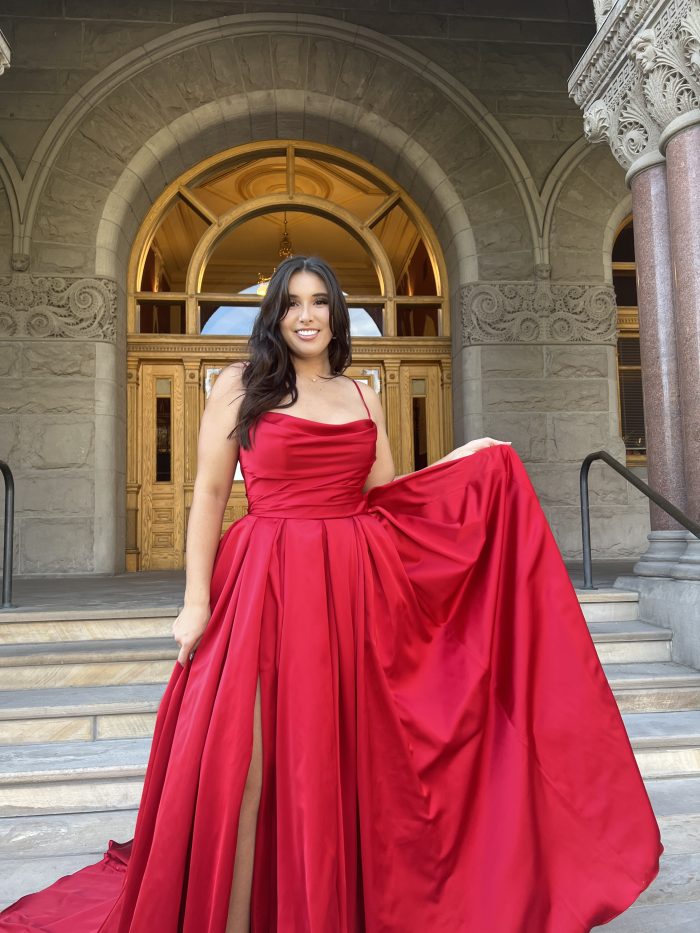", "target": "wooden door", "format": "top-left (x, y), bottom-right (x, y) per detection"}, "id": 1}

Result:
top-left (398, 364), bottom-right (444, 474)
top-left (140, 363), bottom-right (185, 569)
